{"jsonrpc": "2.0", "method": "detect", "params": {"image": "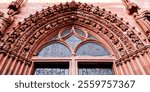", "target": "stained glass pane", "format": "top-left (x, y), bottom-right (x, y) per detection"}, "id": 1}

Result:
top-left (76, 42), bottom-right (110, 56)
top-left (88, 34), bottom-right (97, 39)
top-left (75, 29), bottom-right (85, 37)
top-left (38, 43), bottom-right (71, 57)
top-left (65, 35), bottom-right (82, 48)
top-left (34, 62), bottom-right (69, 75)
top-left (78, 63), bottom-right (113, 75)
top-left (51, 34), bottom-right (58, 40)
top-left (61, 29), bottom-right (71, 37)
